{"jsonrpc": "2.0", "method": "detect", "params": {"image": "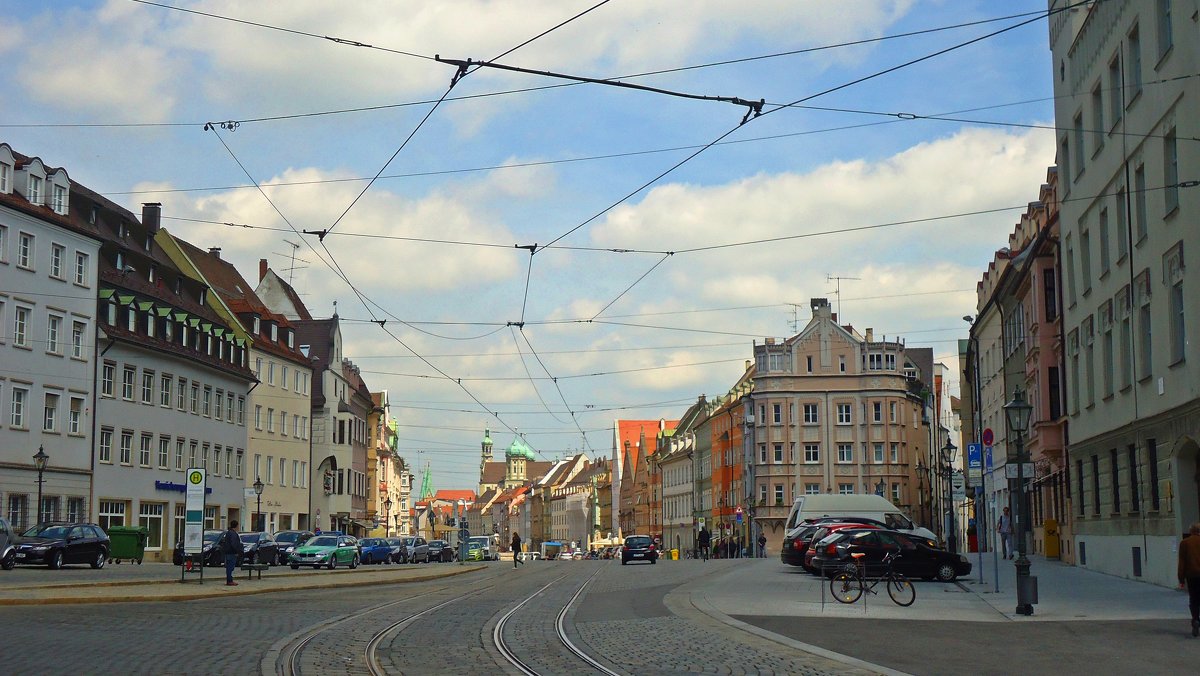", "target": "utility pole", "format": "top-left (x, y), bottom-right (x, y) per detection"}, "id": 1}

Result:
top-left (825, 274), bottom-right (860, 320)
